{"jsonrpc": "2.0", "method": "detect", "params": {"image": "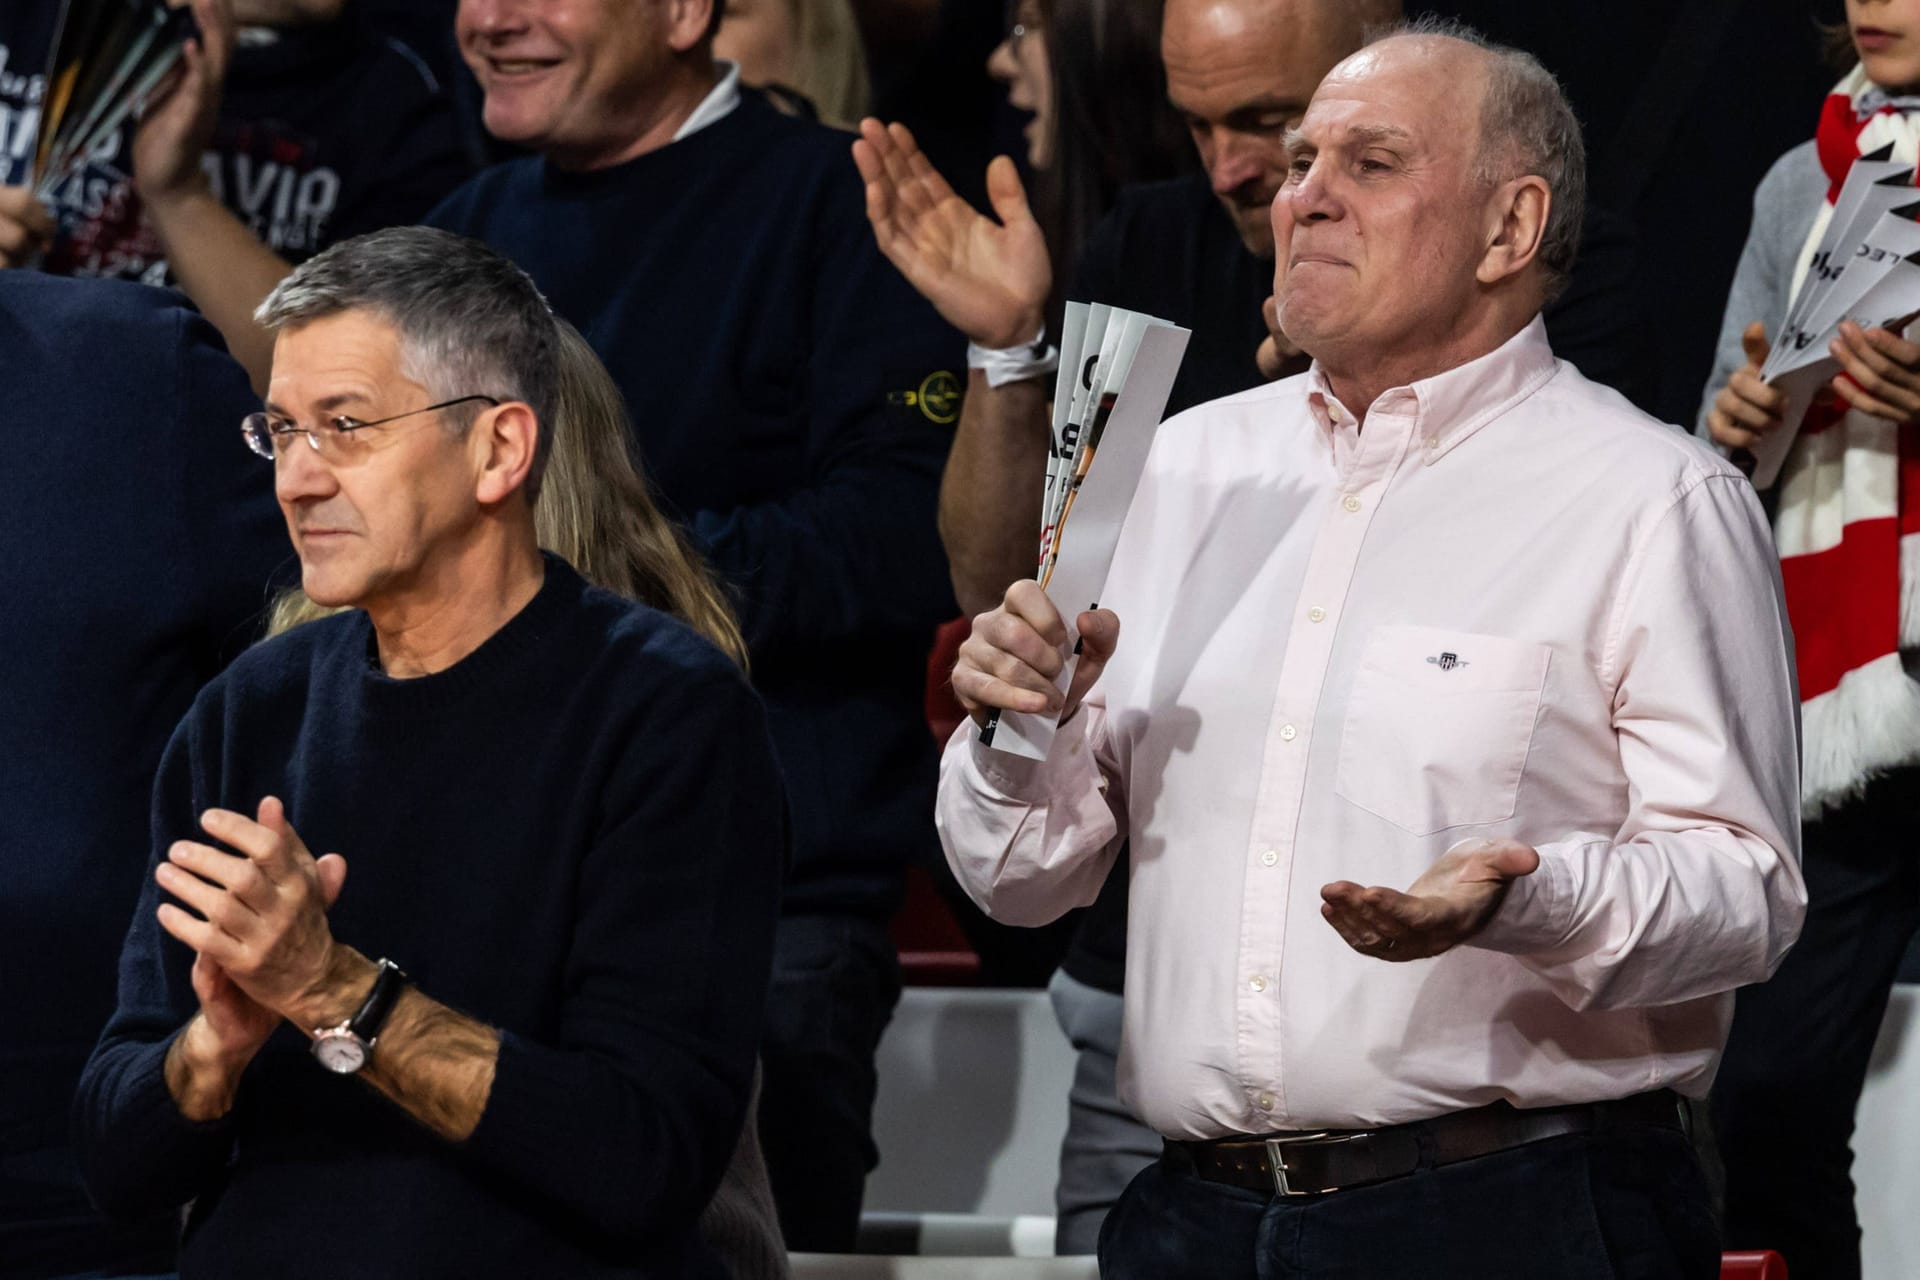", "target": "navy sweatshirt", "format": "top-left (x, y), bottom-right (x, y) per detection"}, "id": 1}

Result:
top-left (426, 90), bottom-right (963, 918)
top-left (0, 274), bottom-right (284, 1277)
top-left (73, 559), bottom-right (787, 1279)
